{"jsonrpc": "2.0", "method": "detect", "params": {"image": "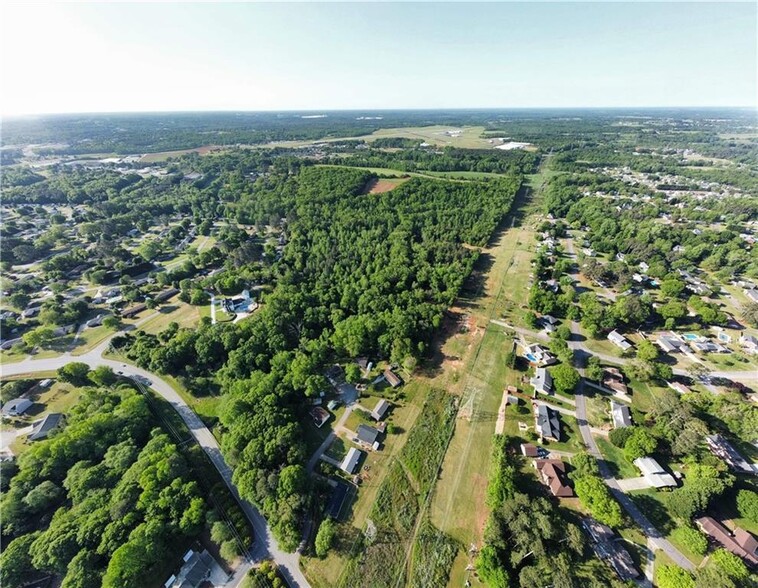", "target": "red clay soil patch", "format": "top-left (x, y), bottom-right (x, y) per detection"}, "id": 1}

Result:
top-left (364, 177), bottom-right (409, 194)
